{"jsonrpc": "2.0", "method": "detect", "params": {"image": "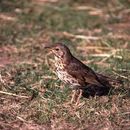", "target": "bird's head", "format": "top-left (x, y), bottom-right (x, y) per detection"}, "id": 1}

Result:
top-left (44, 43), bottom-right (72, 60)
